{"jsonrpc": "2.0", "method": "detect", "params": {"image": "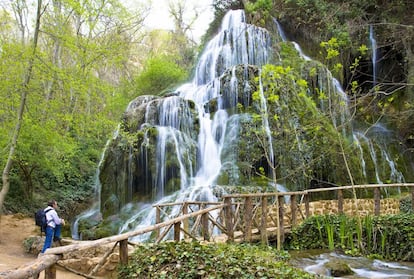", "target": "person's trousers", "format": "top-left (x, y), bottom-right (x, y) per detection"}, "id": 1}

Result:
top-left (41, 224), bottom-right (62, 253)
